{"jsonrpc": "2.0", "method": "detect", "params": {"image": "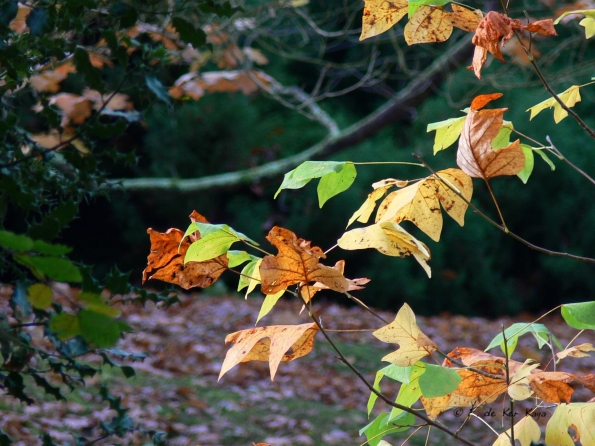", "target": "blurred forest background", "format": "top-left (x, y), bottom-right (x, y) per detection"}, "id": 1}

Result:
top-left (5, 0), bottom-right (595, 317)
